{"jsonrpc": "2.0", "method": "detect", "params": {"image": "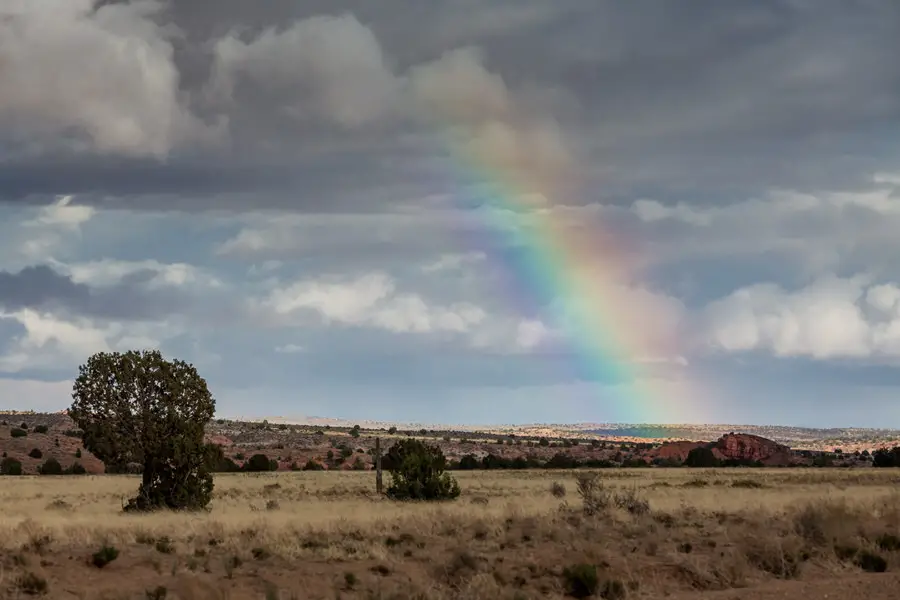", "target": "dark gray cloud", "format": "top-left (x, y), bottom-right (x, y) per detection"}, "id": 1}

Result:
top-left (1, 0), bottom-right (898, 210)
top-left (0, 265), bottom-right (186, 320)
